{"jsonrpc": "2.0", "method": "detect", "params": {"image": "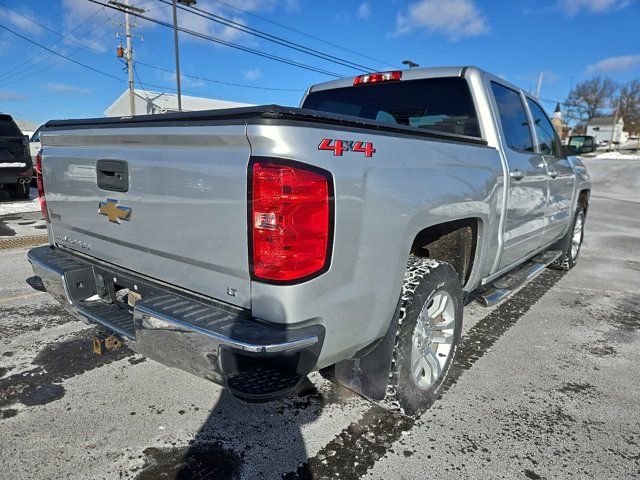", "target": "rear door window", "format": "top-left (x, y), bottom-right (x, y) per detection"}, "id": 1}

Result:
top-left (491, 82), bottom-right (534, 152)
top-left (302, 77), bottom-right (481, 138)
top-left (526, 99), bottom-right (562, 157)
